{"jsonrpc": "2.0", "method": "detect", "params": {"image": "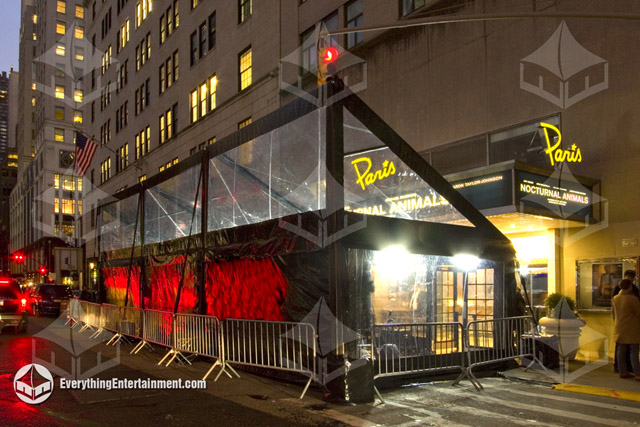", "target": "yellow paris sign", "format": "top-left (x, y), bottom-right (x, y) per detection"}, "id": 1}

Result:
top-left (352, 157), bottom-right (396, 190)
top-left (540, 122), bottom-right (582, 167)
